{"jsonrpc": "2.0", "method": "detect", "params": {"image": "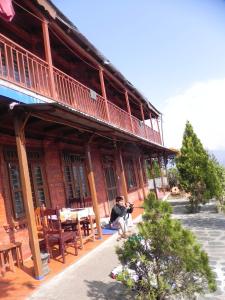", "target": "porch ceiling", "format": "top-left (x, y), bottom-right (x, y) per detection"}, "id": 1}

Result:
top-left (1, 100), bottom-right (176, 156)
